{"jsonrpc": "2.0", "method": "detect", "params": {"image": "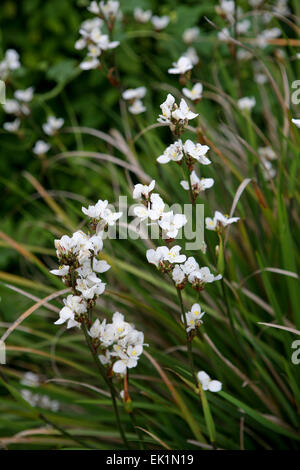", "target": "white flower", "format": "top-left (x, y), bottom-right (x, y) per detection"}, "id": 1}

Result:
top-left (236, 20), bottom-right (251, 35)
top-left (172, 264), bottom-right (185, 285)
top-left (182, 83), bottom-right (203, 101)
top-left (184, 139), bottom-right (211, 164)
top-left (182, 256), bottom-right (199, 275)
top-left (183, 27), bottom-right (199, 44)
top-left (50, 265), bottom-right (70, 276)
top-left (183, 47), bottom-right (199, 65)
top-left (3, 99), bottom-right (29, 116)
top-left (157, 93), bottom-right (175, 124)
top-left (99, 0), bottom-right (119, 20)
top-left (237, 96), bottom-right (256, 111)
top-left (82, 199), bottom-right (108, 219)
top-left (90, 30), bottom-right (119, 50)
top-left (148, 193), bottom-right (165, 220)
top-left (113, 344), bottom-right (143, 374)
top-left (157, 140), bottom-right (183, 164)
top-left (42, 116), bottom-right (64, 135)
top-left (21, 371), bottom-right (40, 387)
top-left (171, 99), bottom-right (198, 122)
top-left (88, 1), bottom-right (101, 14)
top-left (261, 158), bottom-right (276, 181)
top-left (89, 318), bottom-right (104, 338)
top-left (80, 57), bottom-right (100, 70)
top-left (255, 73), bottom-right (267, 85)
top-left (122, 87), bottom-right (146, 101)
top-left (14, 87), bottom-right (34, 102)
top-left (151, 15), bottom-right (169, 30)
top-left (133, 204), bottom-right (150, 221)
top-left (134, 8), bottom-right (152, 23)
top-left (129, 99), bottom-right (146, 115)
top-left (159, 212), bottom-right (187, 239)
top-left (168, 56), bottom-right (193, 75)
top-left (146, 246), bottom-right (169, 267)
top-left (258, 146), bottom-right (276, 161)
top-left (76, 276), bottom-right (106, 299)
top-left (188, 267), bottom-right (222, 289)
top-left (3, 118), bottom-right (20, 132)
top-left (4, 49), bottom-right (21, 69)
top-left (93, 258), bottom-right (111, 273)
top-left (184, 303), bottom-right (205, 332)
top-left (205, 211), bottom-right (239, 230)
top-left (54, 295), bottom-right (87, 328)
top-left (33, 140), bottom-right (50, 155)
top-left (218, 28), bottom-right (231, 42)
top-left (133, 180), bottom-right (155, 200)
top-left (292, 118), bottom-right (300, 128)
top-left (164, 245), bottom-right (186, 264)
top-left (218, 0), bottom-right (235, 17)
top-left (181, 171), bottom-right (214, 193)
top-left (197, 370), bottom-right (222, 392)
